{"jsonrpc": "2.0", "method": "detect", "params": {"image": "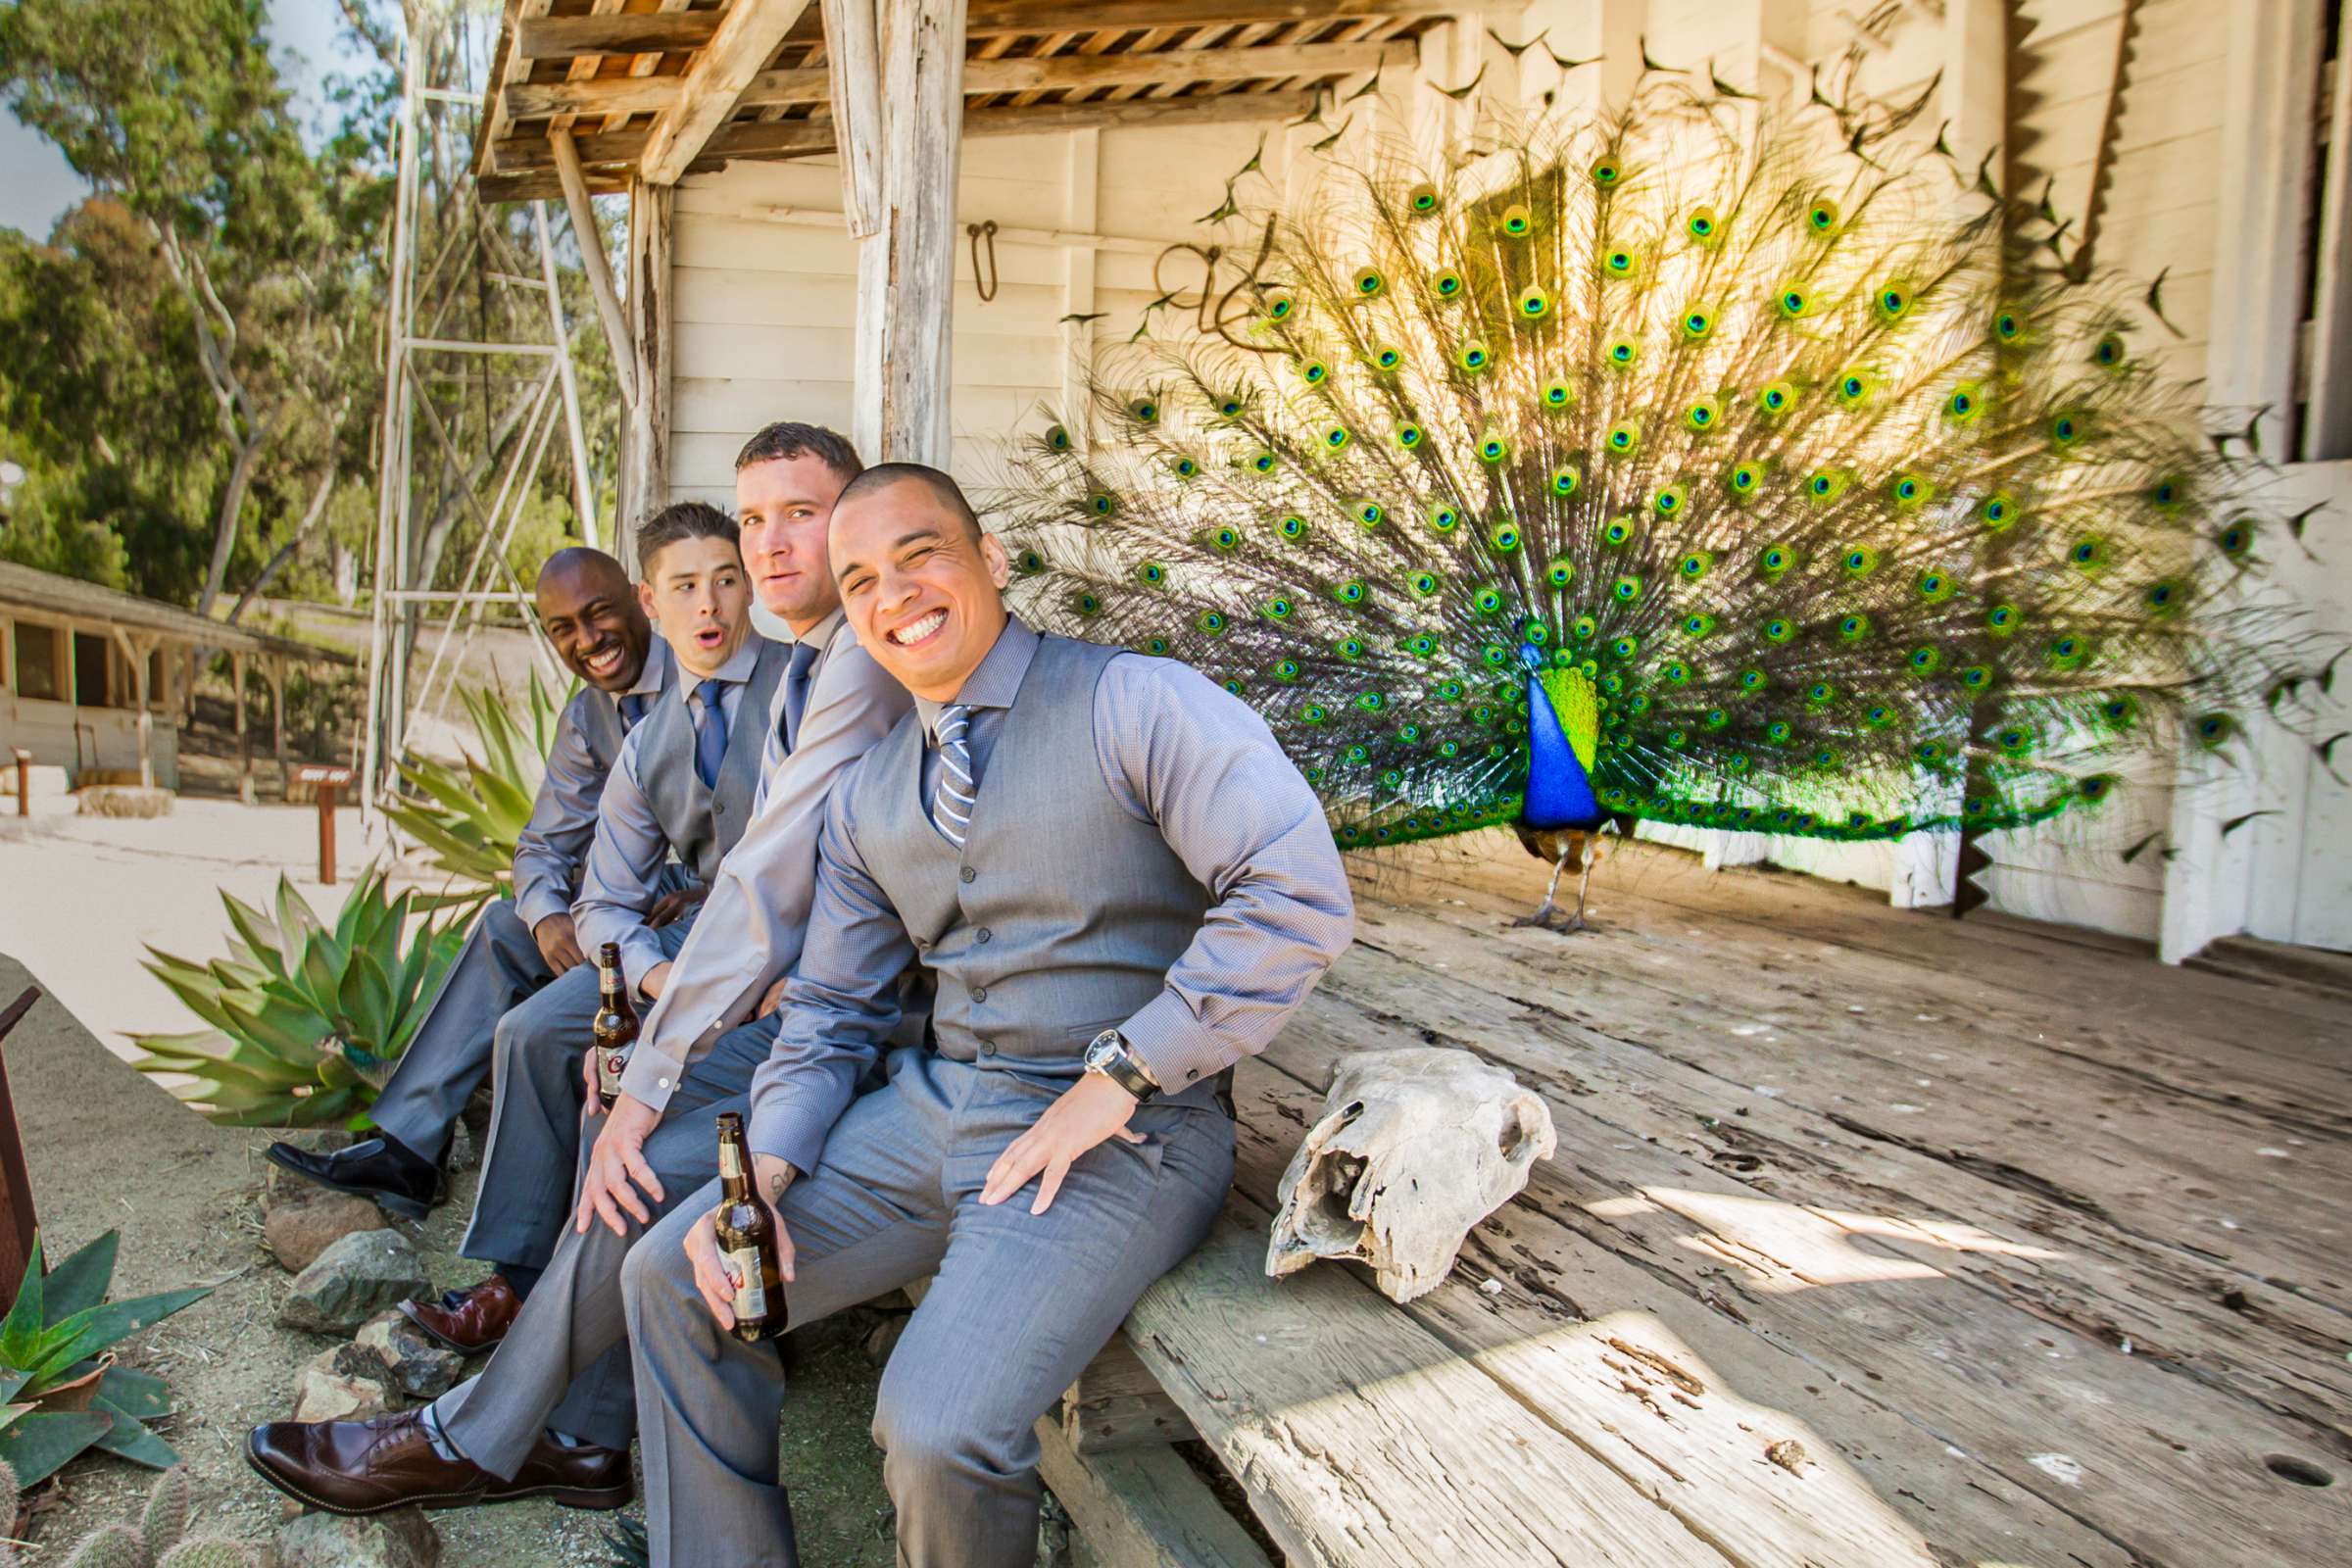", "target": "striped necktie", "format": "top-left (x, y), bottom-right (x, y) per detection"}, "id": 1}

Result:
top-left (932, 703), bottom-right (976, 849)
